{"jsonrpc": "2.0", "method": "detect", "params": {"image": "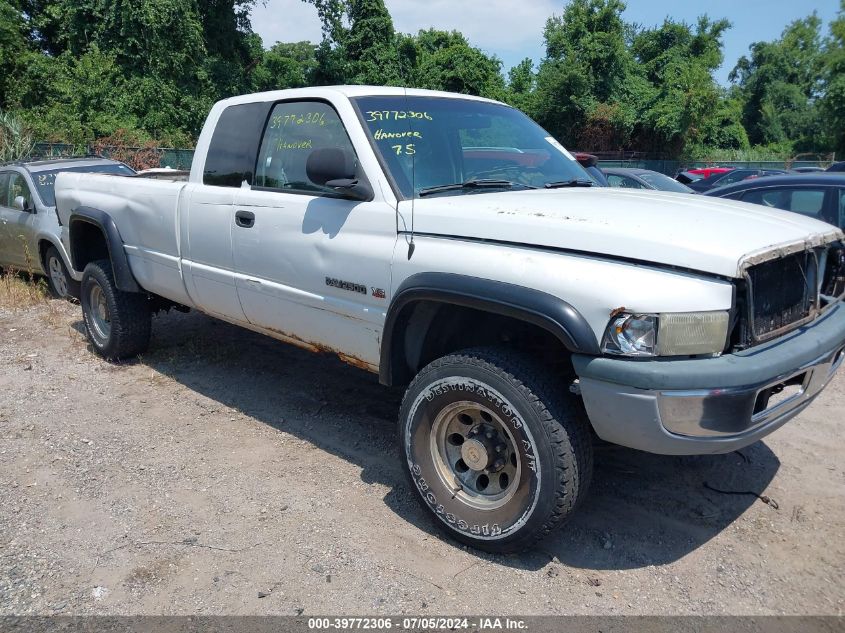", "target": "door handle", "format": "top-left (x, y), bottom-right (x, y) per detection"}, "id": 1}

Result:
top-left (235, 210), bottom-right (255, 228)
